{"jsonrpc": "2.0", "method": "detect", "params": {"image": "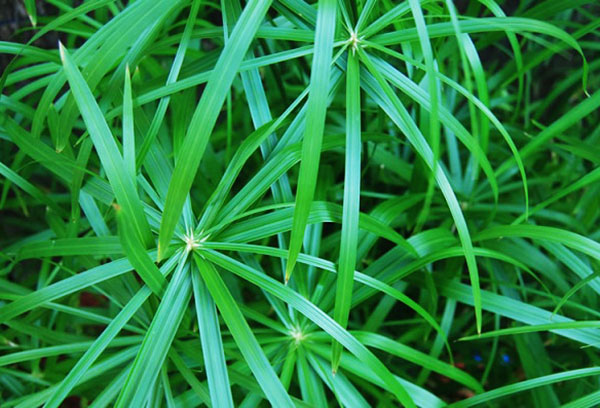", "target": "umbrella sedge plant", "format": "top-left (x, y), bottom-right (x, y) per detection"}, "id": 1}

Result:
top-left (0, 0), bottom-right (599, 406)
